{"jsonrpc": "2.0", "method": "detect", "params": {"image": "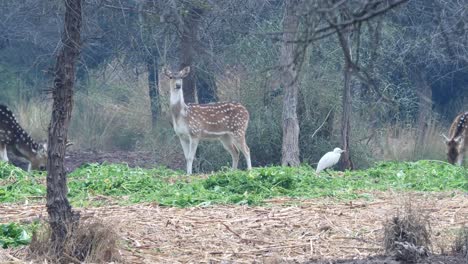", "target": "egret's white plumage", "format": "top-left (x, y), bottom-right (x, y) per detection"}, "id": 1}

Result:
top-left (316, 147), bottom-right (345, 174)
